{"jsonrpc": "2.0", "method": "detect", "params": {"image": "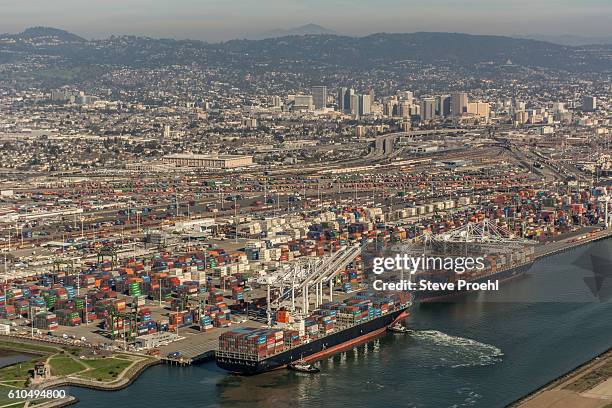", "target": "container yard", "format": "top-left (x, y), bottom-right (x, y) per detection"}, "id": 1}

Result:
top-left (2, 184), bottom-right (612, 362)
